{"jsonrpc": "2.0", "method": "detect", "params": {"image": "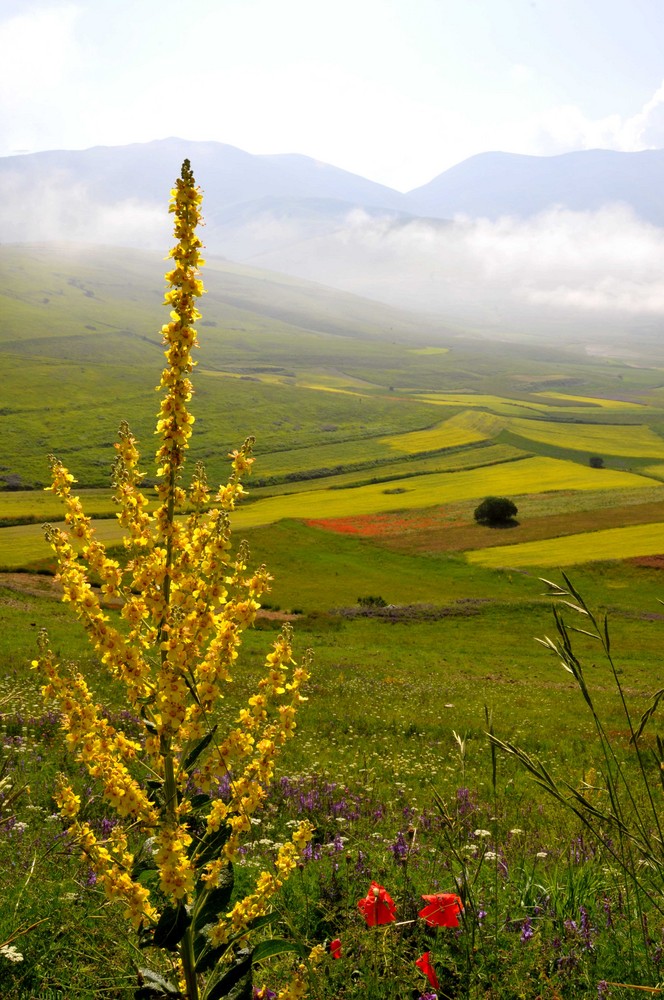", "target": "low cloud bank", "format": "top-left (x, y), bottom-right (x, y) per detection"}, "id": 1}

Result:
top-left (0, 171), bottom-right (168, 248)
top-left (244, 204), bottom-right (664, 330)
top-left (3, 169), bottom-right (664, 338)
